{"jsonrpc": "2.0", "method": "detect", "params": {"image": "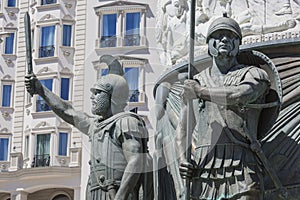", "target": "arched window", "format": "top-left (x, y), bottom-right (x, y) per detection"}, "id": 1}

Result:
top-left (52, 194), bottom-right (70, 200)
